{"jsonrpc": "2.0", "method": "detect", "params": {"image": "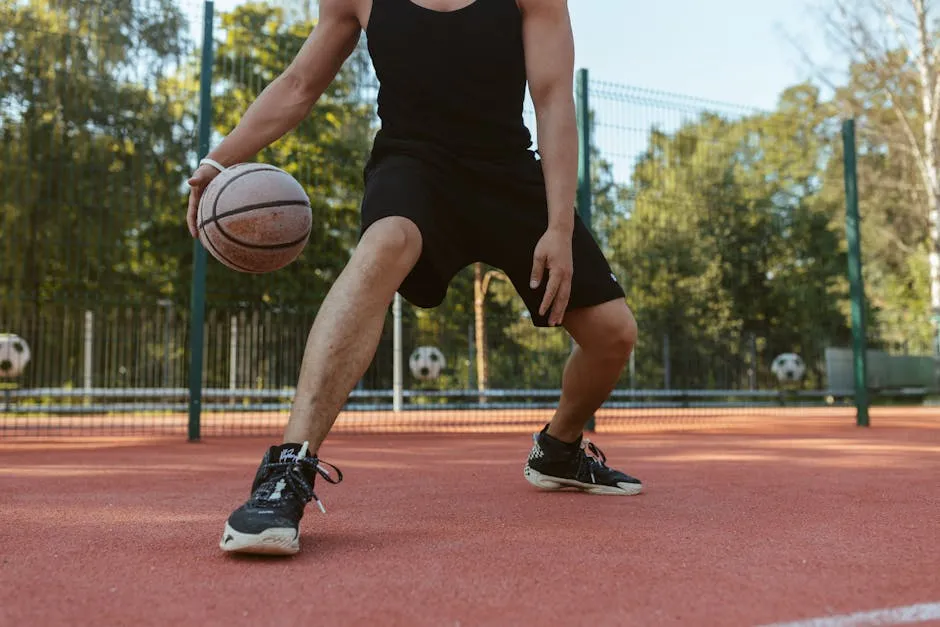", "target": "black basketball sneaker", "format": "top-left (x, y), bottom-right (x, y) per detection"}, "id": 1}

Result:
top-left (524, 425), bottom-right (643, 495)
top-left (220, 441), bottom-right (342, 555)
